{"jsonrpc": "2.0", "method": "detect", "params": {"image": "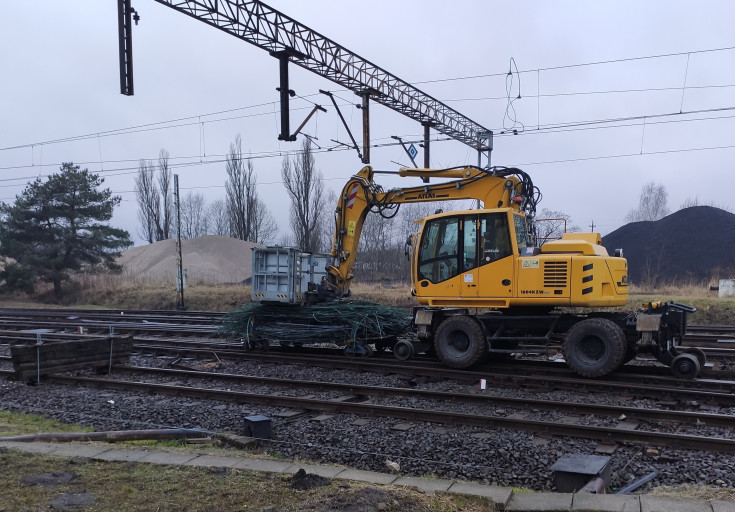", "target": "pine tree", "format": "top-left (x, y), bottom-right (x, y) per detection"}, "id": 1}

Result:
top-left (0, 163), bottom-right (132, 297)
